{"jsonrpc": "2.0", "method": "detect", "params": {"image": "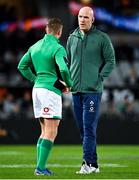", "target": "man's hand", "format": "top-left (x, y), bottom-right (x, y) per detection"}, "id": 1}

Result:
top-left (62, 87), bottom-right (71, 94)
top-left (59, 80), bottom-right (66, 87)
top-left (59, 80), bottom-right (71, 94)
